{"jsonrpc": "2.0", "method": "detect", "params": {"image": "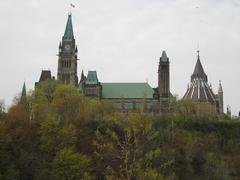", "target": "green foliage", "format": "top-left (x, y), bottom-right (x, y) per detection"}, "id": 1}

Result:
top-left (94, 112), bottom-right (166, 179)
top-left (203, 152), bottom-right (230, 180)
top-left (39, 116), bottom-right (77, 155)
top-left (51, 148), bottom-right (91, 180)
top-left (0, 81), bottom-right (239, 179)
top-left (174, 99), bottom-right (217, 121)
